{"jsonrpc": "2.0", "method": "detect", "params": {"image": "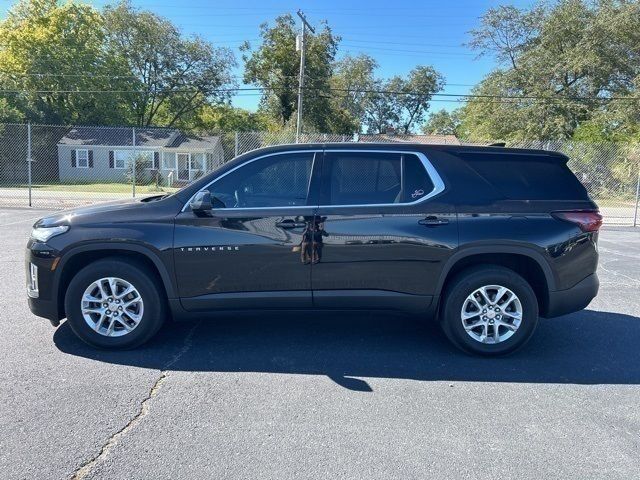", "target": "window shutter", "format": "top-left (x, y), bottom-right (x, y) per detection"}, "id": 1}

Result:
top-left (109, 151), bottom-right (114, 168)
top-left (71, 149), bottom-right (77, 168)
top-left (88, 150), bottom-right (94, 168)
top-left (153, 151), bottom-right (160, 169)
